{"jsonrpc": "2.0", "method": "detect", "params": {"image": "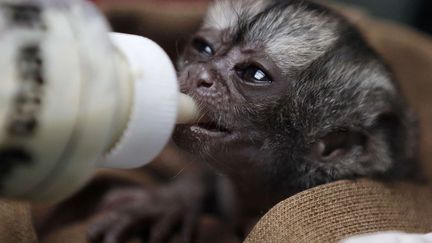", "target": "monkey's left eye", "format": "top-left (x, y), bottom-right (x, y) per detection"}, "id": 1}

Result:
top-left (235, 65), bottom-right (273, 85)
